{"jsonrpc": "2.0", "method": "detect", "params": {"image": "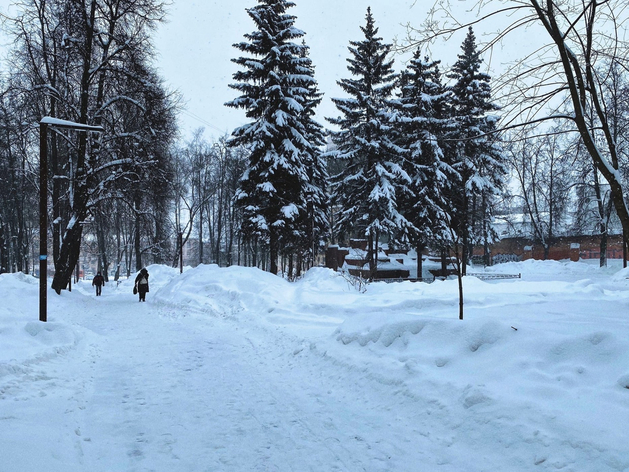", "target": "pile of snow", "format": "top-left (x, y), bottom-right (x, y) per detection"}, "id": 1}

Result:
top-left (0, 273), bottom-right (80, 368)
top-left (147, 260), bottom-right (629, 426)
